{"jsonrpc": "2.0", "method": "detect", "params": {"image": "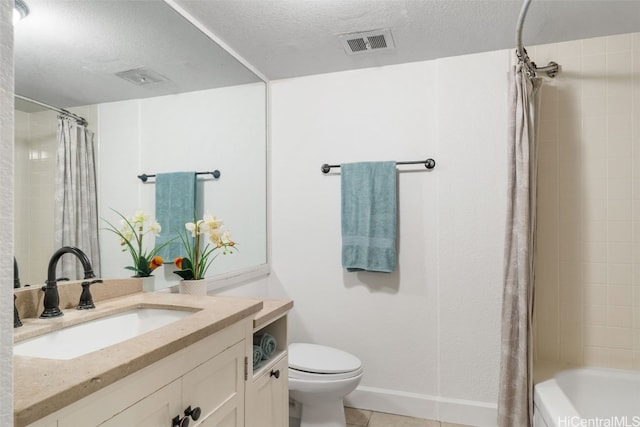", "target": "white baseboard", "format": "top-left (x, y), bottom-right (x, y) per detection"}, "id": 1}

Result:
top-left (344, 385), bottom-right (498, 427)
